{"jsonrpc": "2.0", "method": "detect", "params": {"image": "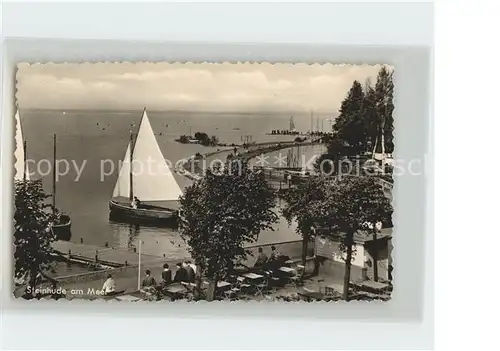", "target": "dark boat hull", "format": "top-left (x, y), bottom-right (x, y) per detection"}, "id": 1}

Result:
top-left (109, 200), bottom-right (178, 226)
top-left (52, 216), bottom-right (72, 241)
